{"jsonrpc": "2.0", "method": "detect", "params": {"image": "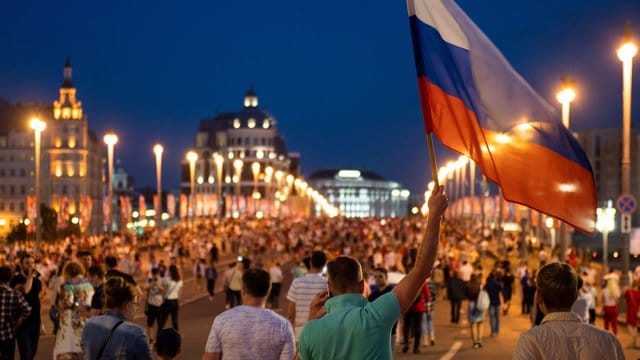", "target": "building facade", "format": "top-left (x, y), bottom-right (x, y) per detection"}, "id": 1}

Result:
top-left (308, 169), bottom-right (410, 218)
top-left (181, 89), bottom-right (300, 216)
top-left (0, 60), bottom-right (104, 238)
